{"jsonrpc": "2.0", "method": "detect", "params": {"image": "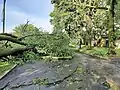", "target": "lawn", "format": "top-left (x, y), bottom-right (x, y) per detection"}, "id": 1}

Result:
top-left (0, 61), bottom-right (14, 77)
top-left (78, 46), bottom-right (120, 59)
